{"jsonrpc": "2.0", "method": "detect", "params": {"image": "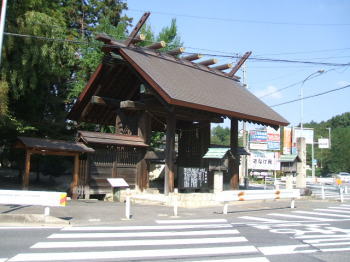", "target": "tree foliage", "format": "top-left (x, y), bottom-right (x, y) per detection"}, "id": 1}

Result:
top-left (305, 112), bottom-right (350, 174)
